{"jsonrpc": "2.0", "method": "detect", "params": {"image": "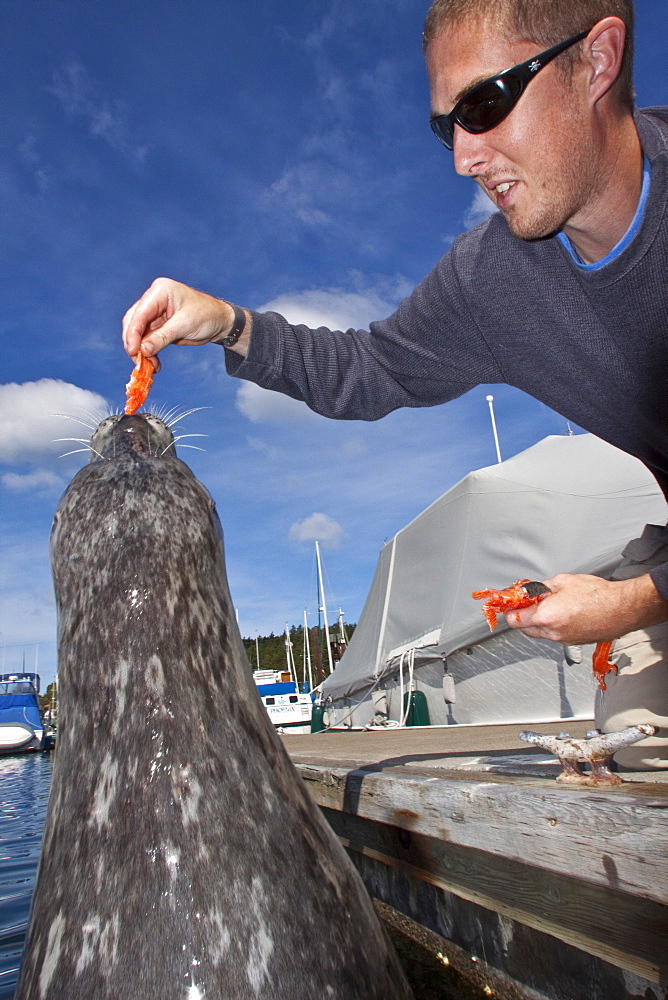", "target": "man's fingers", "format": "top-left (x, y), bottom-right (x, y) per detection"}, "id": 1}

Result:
top-left (122, 279), bottom-right (177, 357)
top-left (122, 278), bottom-right (233, 362)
